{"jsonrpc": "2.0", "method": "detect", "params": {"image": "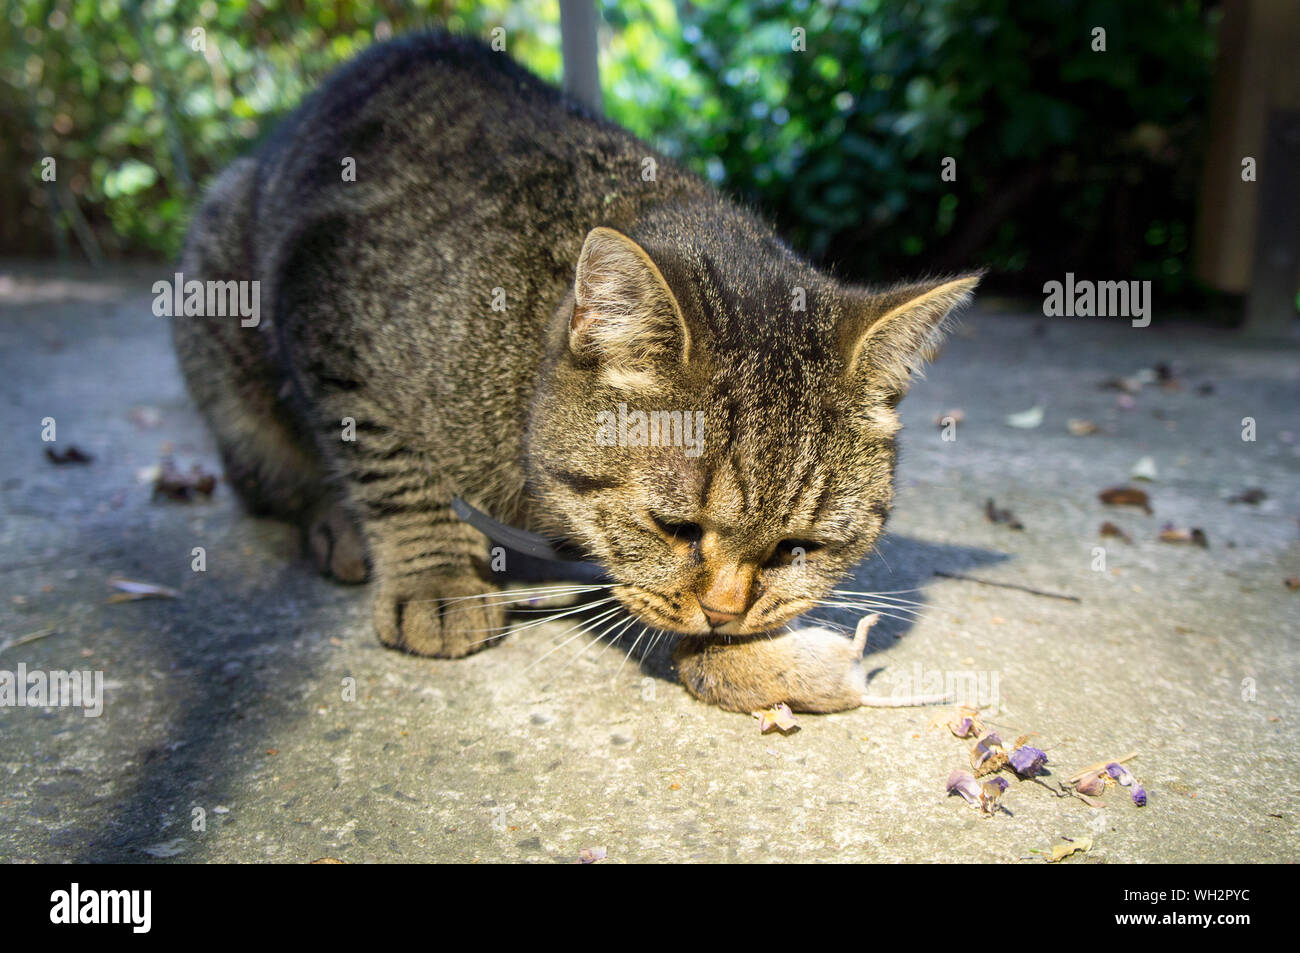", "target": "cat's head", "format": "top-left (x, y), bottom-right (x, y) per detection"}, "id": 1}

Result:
top-left (527, 215), bottom-right (979, 637)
